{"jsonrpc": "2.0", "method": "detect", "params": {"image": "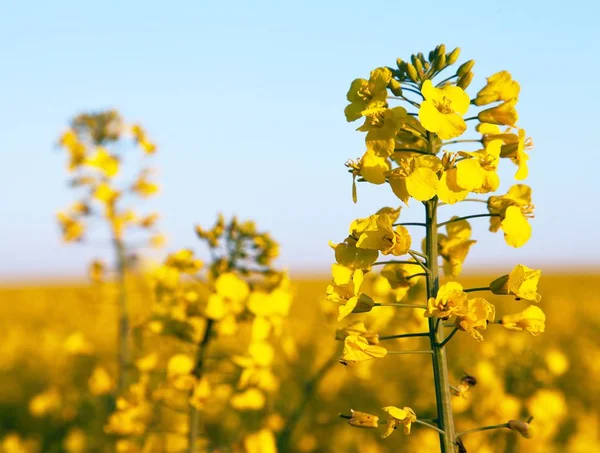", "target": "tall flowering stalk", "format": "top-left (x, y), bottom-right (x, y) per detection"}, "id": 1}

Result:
top-left (331, 46), bottom-right (544, 452)
top-left (56, 110), bottom-right (161, 391)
